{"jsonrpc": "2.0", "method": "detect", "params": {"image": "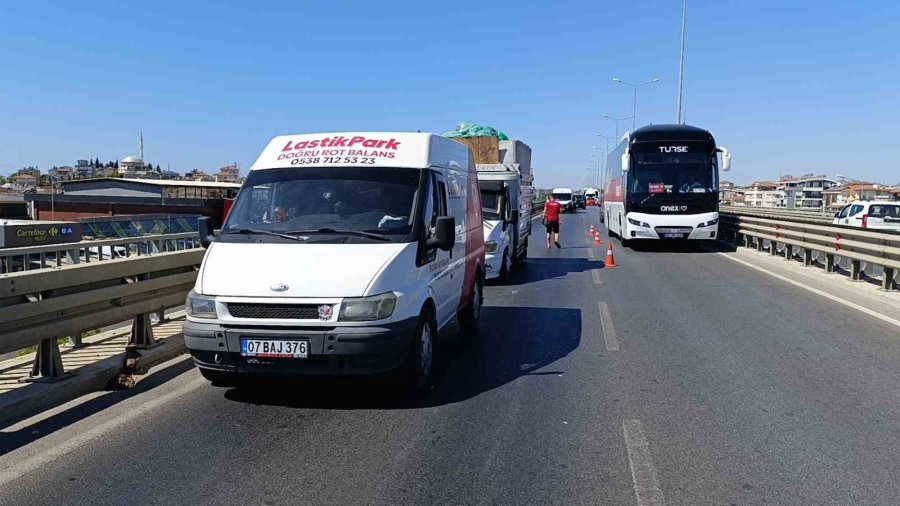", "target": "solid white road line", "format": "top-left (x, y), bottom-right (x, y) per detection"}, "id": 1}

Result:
top-left (709, 249), bottom-right (900, 330)
top-left (598, 302), bottom-right (619, 351)
top-left (592, 269), bottom-right (602, 285)
top-left (0, 376), bottom-right (206, 488)
top-left (622, 419), bottom-right (666, 506)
